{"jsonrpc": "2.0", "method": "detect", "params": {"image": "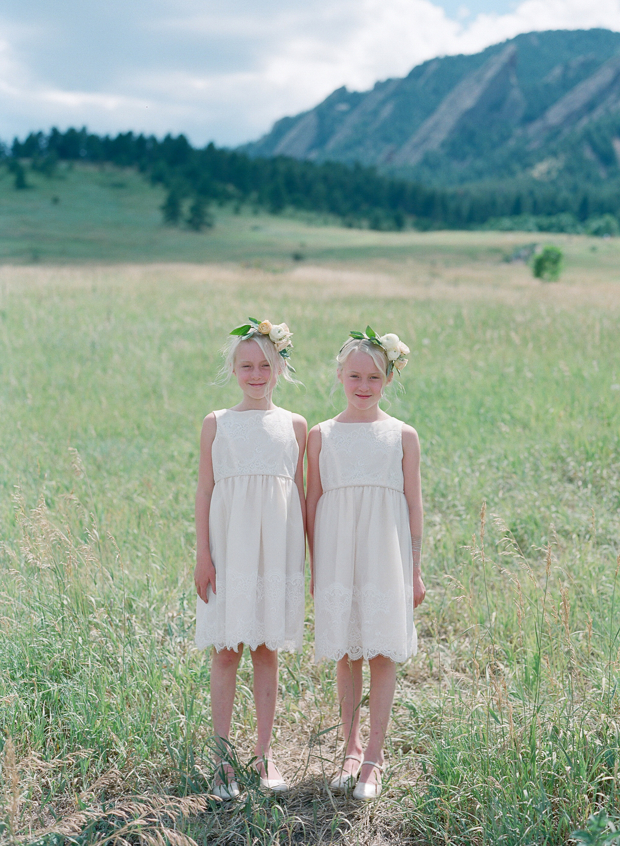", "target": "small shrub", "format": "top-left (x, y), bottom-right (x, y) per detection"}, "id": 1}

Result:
top-left (532, 245), bottom-right (563, 281)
